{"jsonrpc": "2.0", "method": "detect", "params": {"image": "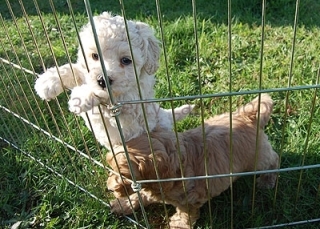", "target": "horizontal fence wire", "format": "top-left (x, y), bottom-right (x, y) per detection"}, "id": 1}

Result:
top-left (1, 0), bottom-right (320, 228)
top-left (1, 99), bottom-right (320, 183)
